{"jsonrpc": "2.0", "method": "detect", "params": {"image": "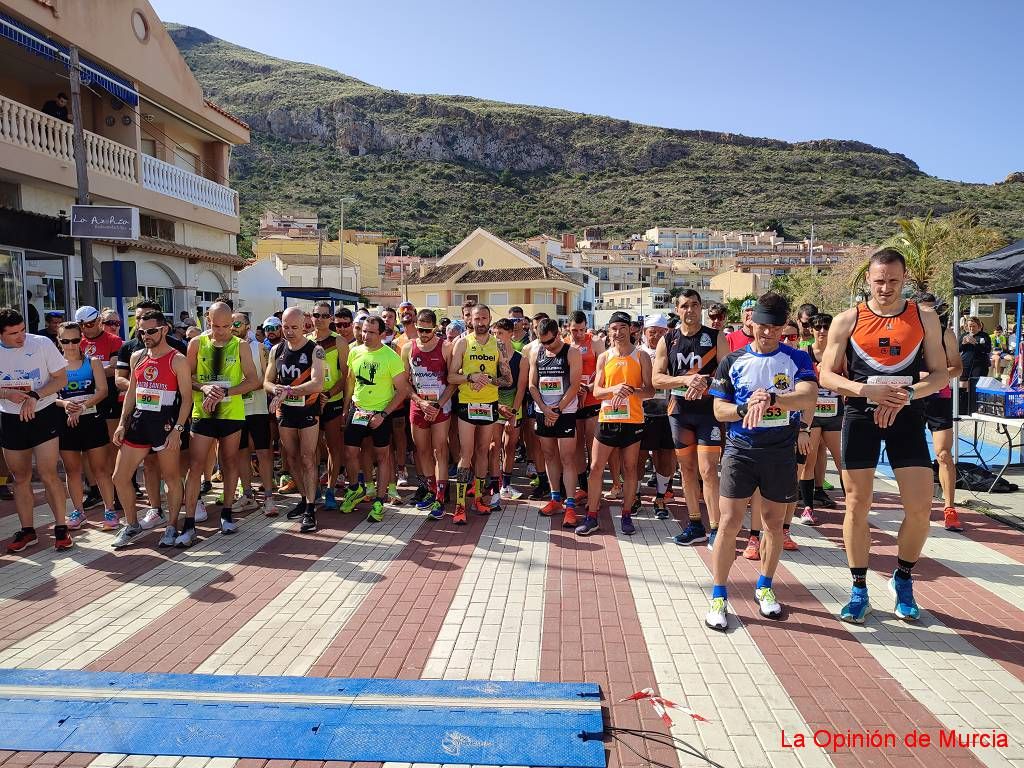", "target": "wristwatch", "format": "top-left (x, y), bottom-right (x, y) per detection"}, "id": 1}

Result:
top-left (902, 386), bottom-right (915, 401)
top-left (736, 402), bottom-right (749, 418)
top-left (27, 390), bottom-right (40, 400)
top-left (769, 392), bottom-right (777, 406)
top-left (173, 424), bottom-right (185, 433)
